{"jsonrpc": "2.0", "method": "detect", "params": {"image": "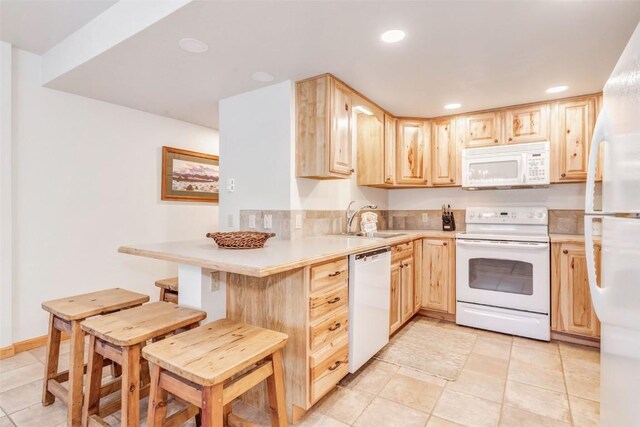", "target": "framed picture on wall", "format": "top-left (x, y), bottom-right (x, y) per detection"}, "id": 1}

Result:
top-left (161, 146), bottom-right (219, 203)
